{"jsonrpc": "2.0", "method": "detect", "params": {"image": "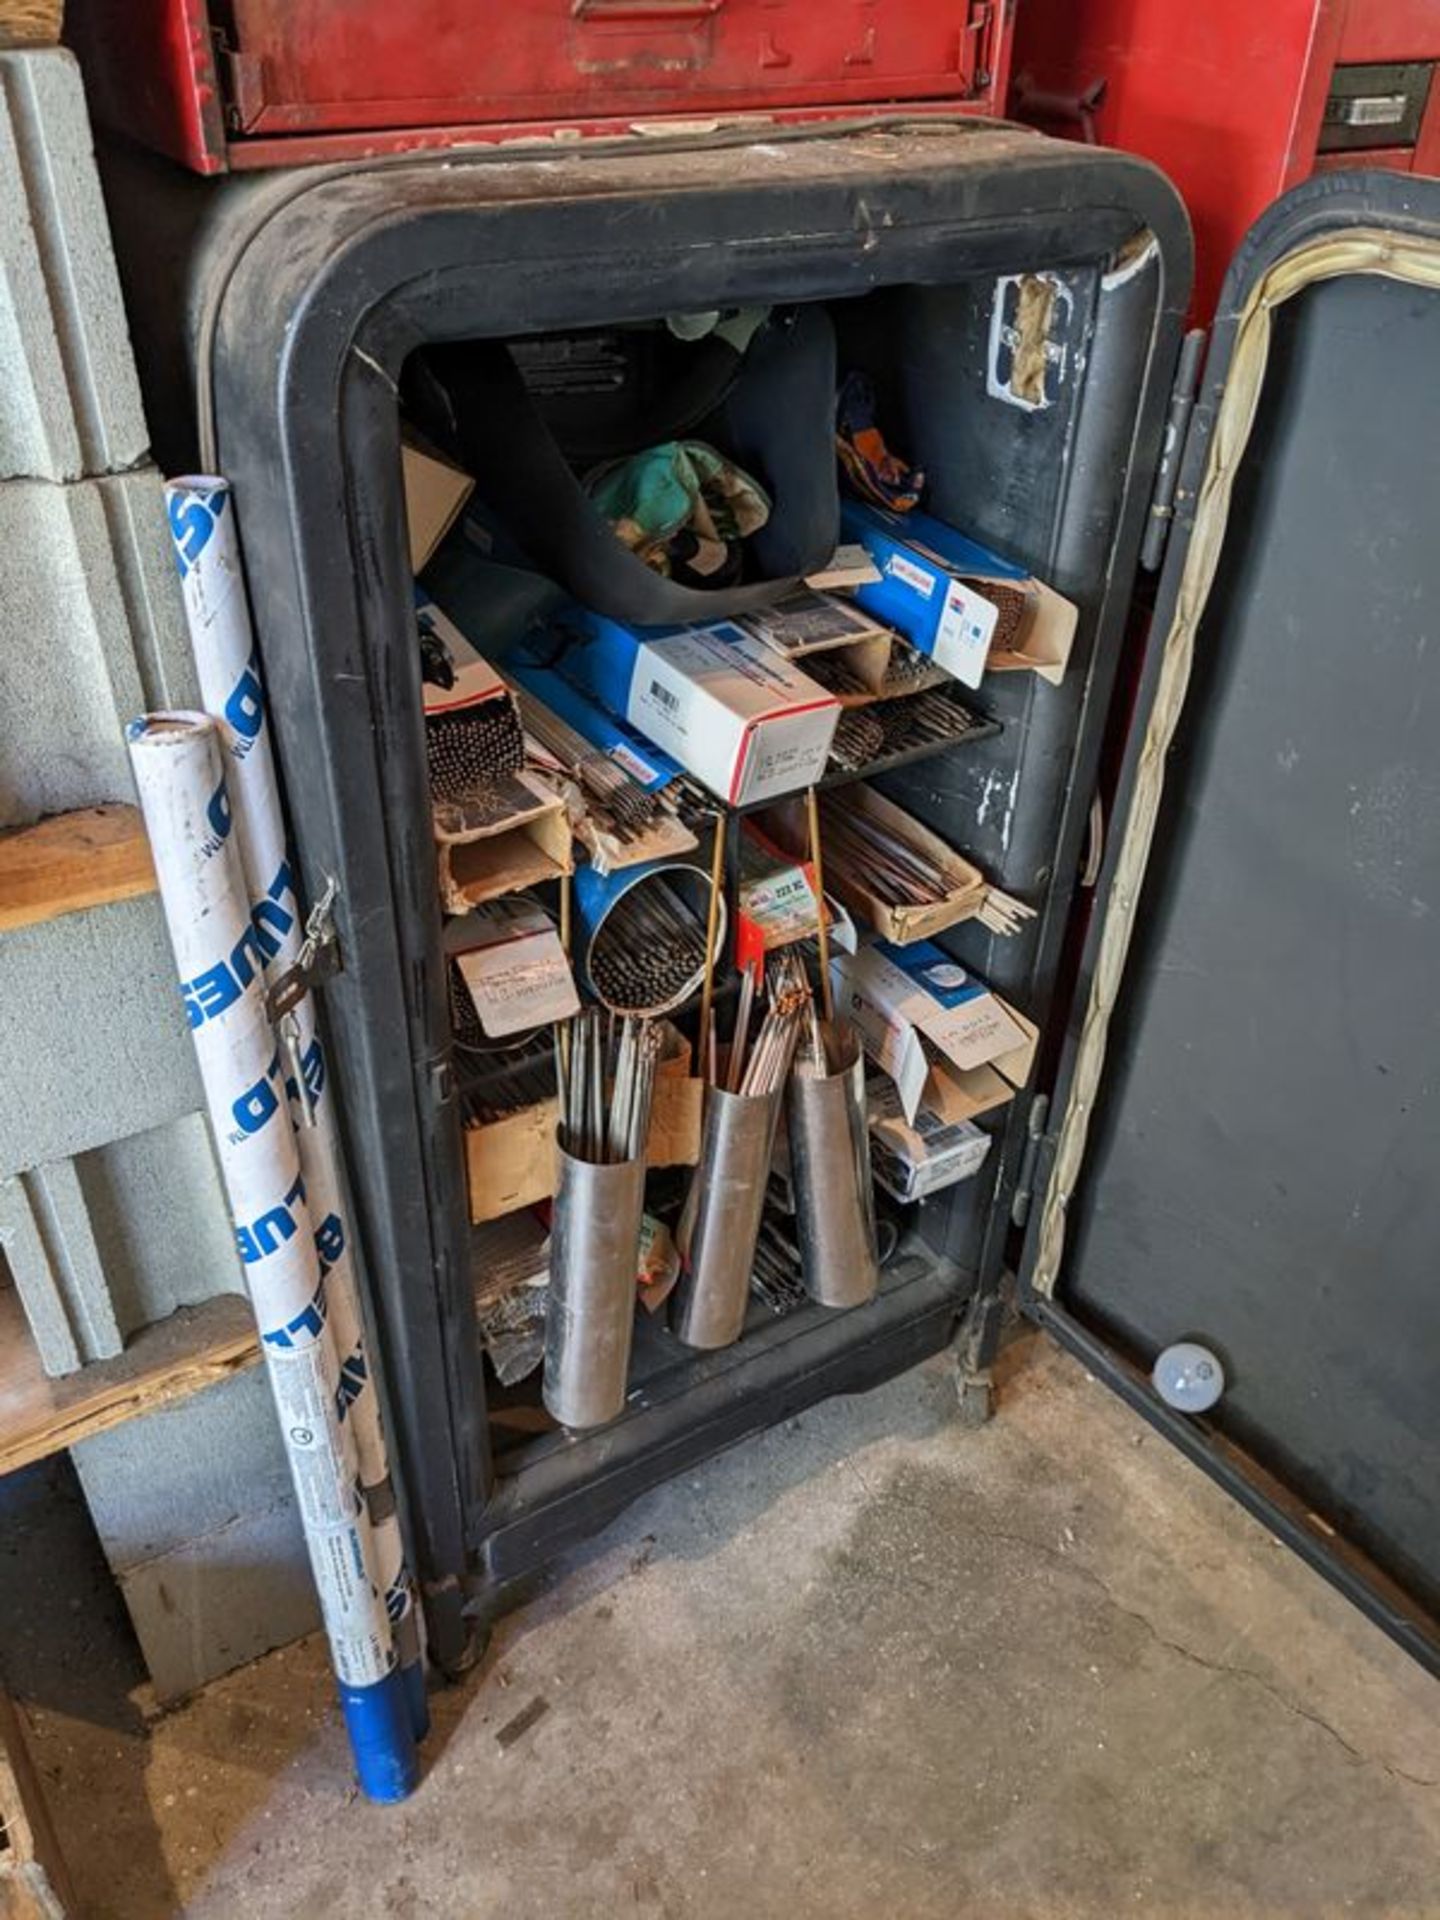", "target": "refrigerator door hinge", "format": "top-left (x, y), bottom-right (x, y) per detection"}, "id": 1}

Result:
top-left (1010, 1091), bottom-right (1051, 1228)
top-left (1140, 327), bottom-right (1207, 572)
